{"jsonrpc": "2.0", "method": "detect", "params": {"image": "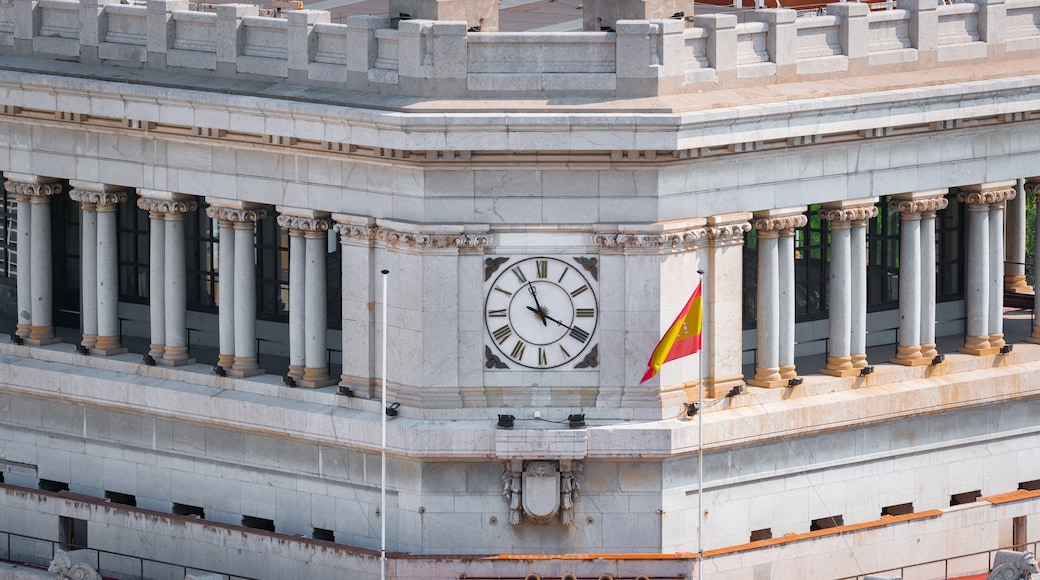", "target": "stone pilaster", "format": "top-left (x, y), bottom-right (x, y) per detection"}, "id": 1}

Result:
top-left (4, 176), bottom-right (64, 346)
top-left (749, 211), bottom-right (806, 388)
top-left (334, 218), bottom-right (377, 397)
top-left (957, 183), bottom-right (1016, 356)
top-left (705, 214), bottom-right (751, 398)
top-left (889, 193), bottom-right (948, 366)
top-left (1005, 179), bottom-right (1029, 293)
top-left (207, 203), bottom-right (267, 377)
top-left (819, 202), bottom-right (877, 377)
